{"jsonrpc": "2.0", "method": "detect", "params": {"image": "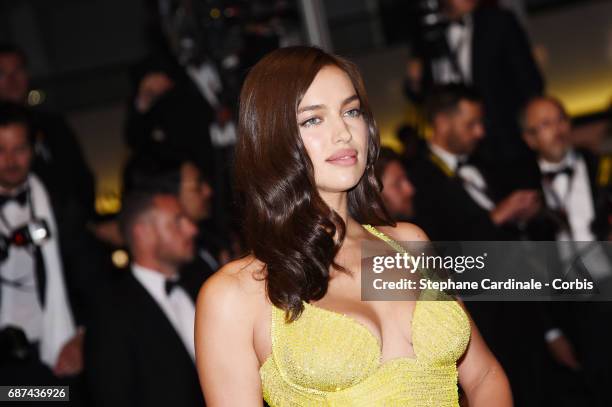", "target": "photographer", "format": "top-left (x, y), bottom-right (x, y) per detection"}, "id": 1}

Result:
top-left (0, 102), bottom-right (84, 398)
top-left (405, 0), bottom-right (544, 191)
